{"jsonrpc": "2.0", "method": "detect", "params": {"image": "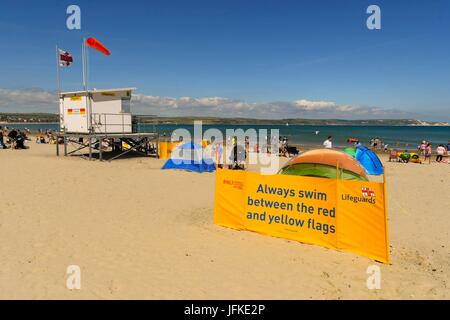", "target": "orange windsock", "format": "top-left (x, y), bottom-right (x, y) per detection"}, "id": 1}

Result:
top-left (86, 37), bottom-right (111, 56)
